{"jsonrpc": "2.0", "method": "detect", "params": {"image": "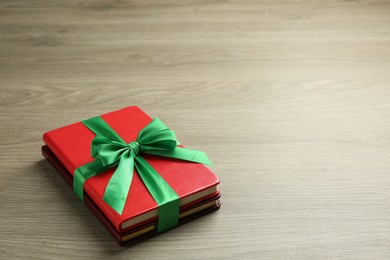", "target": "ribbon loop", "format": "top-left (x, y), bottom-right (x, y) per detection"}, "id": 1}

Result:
top-left (92, 136), bottom-right (128, 167)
